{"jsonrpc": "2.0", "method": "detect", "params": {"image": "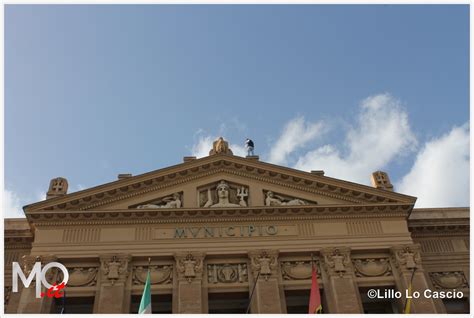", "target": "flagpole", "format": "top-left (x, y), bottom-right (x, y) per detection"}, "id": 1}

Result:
top-left (60, 287), bottom-right (66, 314)
top-left (246, 270), bottom-right (261, 314)
top-left (138, 257), bottom-right (153, 314)
top-left (403, 267), bottom-right (417, 314)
